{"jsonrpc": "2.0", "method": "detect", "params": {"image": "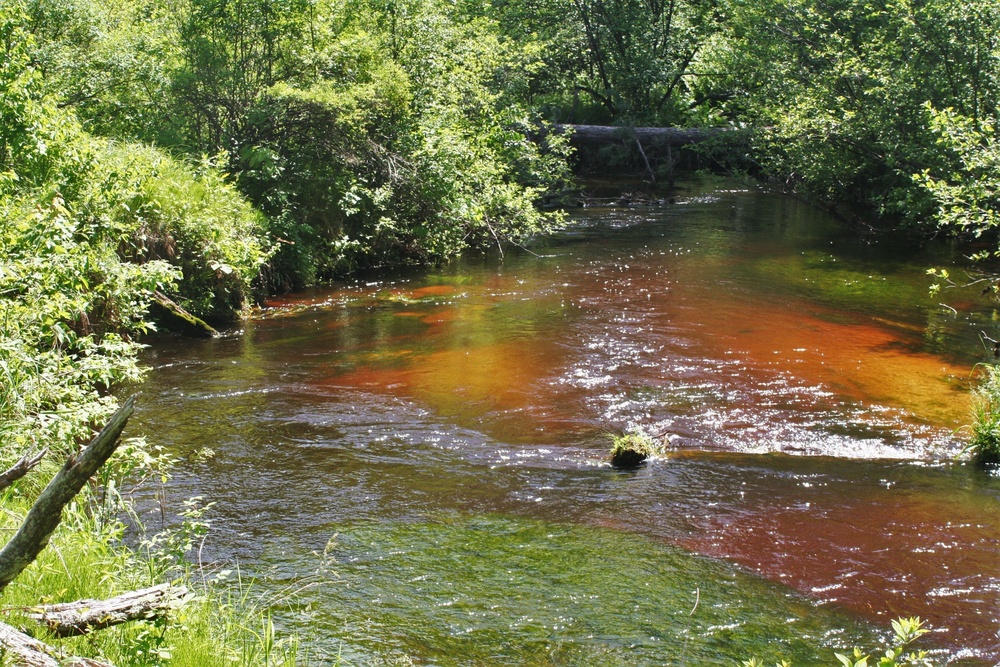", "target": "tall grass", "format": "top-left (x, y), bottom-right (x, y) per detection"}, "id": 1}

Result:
top-left (0, 492), bottom-right (304, 666)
